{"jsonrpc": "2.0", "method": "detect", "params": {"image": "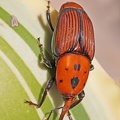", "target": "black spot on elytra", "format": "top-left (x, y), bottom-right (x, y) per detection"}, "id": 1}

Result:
top-left (71, 77), bottom-right (79, 89)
